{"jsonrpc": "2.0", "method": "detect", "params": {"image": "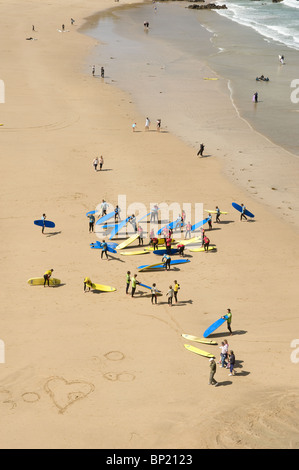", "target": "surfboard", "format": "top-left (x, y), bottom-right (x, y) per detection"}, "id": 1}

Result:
top-left (34, 220), bottom-right (55, 228)
top-left (90, 241), bottom-right (118, 248)
top-left (138, 282), bottom-right (162, 294)
top-left (204, 210), bottom-right (228, 215)
top-left (232, 202), bottom-right (255, 218)
top-left (203, 315), bottom-right (228, 338)
top-left (184, 344), bottom-right (215, 358)
top-left (175, 236), bottom-right (201, 246)
top-left (86, 210), bottom-right (99, 216)
top-left (95, 211), bottom-right (115, 225)
top-left (116, 233), bottom-right (139, 250)
top-left (189, 246), bottom-right (216, 252)
top-left (120, 250), bottom-right (149, 256)
top-left (137, 212), bottom-right (152, 222)
top-left (109, 216), bottom-right (131, 240)
top-left (90, 243), bottom-right (117, 254)
top-left (91, 283), bottom-right (116, 292)
top-left (181, 334), bottom-right (217, 345)
top-left (138, 259), bottom-right (190, 271)
top-left (28, 277), bottom-right (61, 286)
top-left (191, 217), bottom-right (211, 232)
top-left (153, 248), bottom-right (179, 255)
top-left (157, 219), bottom-right (184, 235)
